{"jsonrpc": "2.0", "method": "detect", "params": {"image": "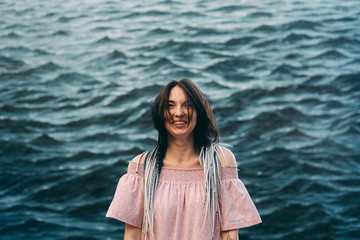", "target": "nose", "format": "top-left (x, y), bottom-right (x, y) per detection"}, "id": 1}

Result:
top-left (175, 105), bottom-right (184, 117)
